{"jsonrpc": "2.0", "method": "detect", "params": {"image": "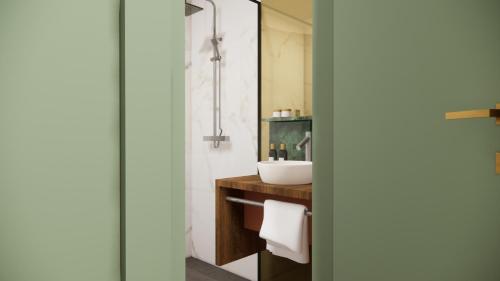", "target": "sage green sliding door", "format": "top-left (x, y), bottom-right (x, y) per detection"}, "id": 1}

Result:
top-left (315, 0), bottom-right (500, 280)
top-left (124, 0), bottom-right (184, 280)
top-left (0, 1), bottom-right (120, 281)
